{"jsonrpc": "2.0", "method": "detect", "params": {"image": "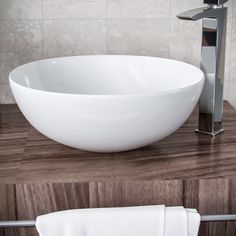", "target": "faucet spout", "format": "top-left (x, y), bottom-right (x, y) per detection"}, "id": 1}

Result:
top-left (177, 4), bottom-right (228, 136)
top-left (177, 6), bottom-right (224, 21)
